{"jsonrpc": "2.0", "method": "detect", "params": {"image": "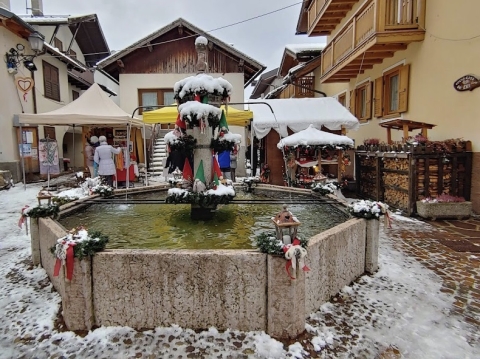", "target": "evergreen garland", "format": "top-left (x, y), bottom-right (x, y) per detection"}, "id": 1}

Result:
top-left (73, 230), bottom-right (109, 260)
top-left (210, 138), bottom-right (235, 154)
top-left (347, 200), bottom-right (388, 220)
top-left (169, 135), bottom-right (198, 156)
top-left (24, 204), bottom-right (60, 219)
top-left (92, 185), bottom-right (114, 198)
top-left (182, 112), bottom-right (221, 129)
top-left (254, 232), bottom-right (309, 255)
top-left (165, 191), bottom-right (235, 207)
top-left (49, 229), bottom-right (109, 260)
top-left (52, 196), bottom-right (79, 206)
top-left (282, 144), bottom-right (352, 156)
